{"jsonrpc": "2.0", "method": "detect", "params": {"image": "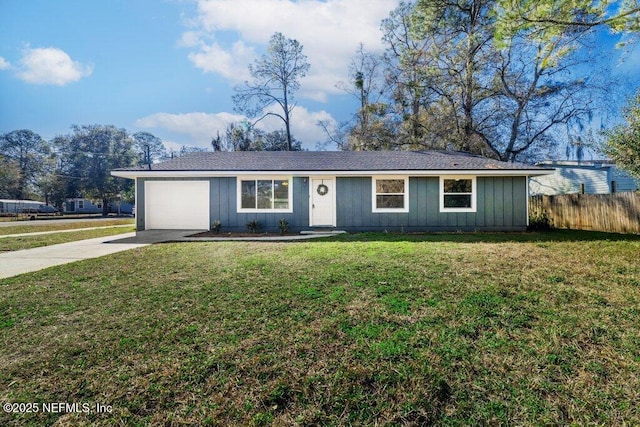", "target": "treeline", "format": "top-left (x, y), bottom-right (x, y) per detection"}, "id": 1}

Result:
top-left (0, 126), bottom-right (166, 214)
top-left (0, 124), bottom-right (304, 212)
top-left (321, 0), bottom-right (639, 162)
